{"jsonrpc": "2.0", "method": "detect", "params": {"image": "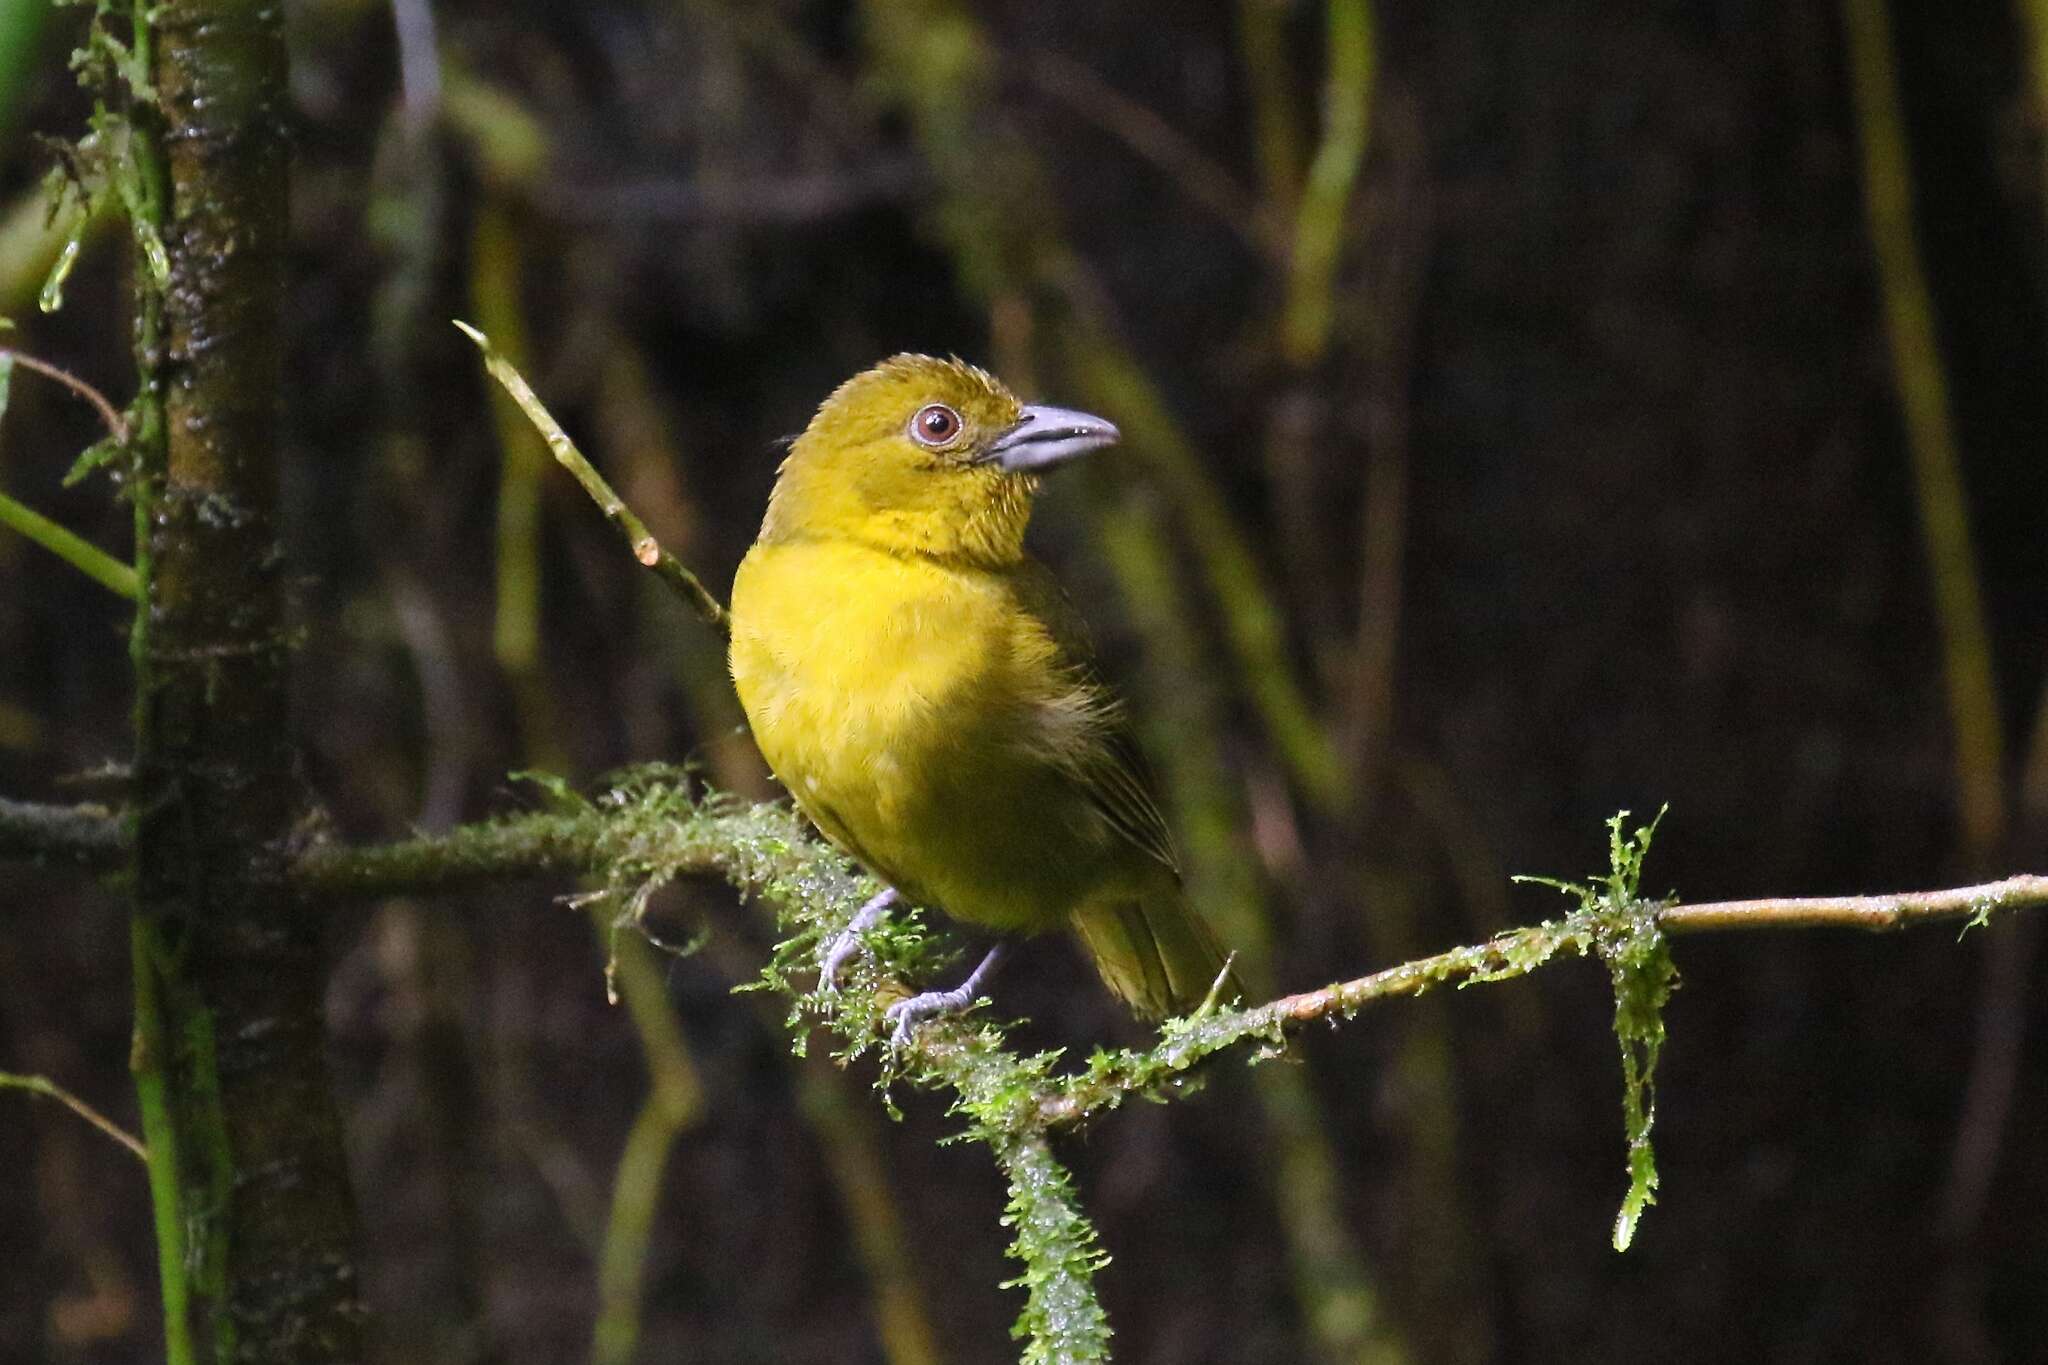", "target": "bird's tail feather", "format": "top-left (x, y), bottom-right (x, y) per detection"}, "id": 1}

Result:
top-left (1070, 886), bottom-right (1243, 1020)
